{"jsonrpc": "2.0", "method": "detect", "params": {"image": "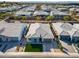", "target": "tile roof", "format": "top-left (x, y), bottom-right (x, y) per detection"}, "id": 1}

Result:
top-left (26, 23), bottom-right (54, 39)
